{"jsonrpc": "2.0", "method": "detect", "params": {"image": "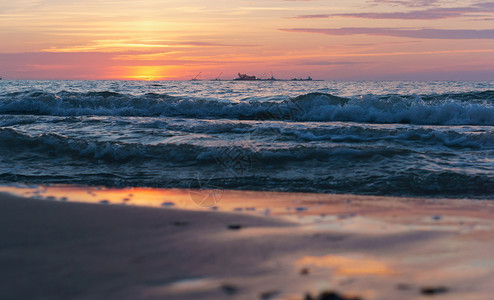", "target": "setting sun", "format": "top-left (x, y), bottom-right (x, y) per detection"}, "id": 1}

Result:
top-left (116, 66), bottom-right (177, 81)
